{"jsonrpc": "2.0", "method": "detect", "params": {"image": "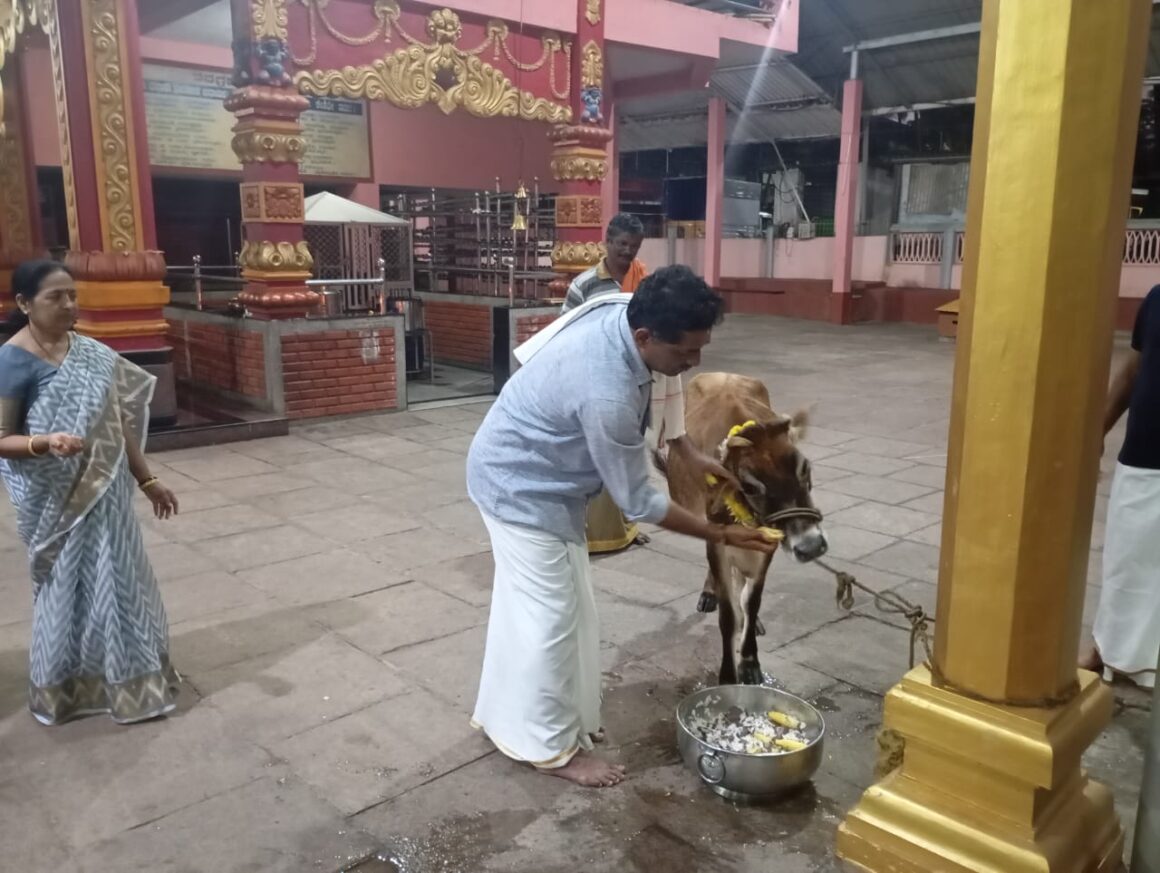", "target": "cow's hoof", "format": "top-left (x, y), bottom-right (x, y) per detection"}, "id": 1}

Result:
top-left (697, 592), bottom-right (718, 613)
top-left (737, 663), bottom-right (765, 686)
top-left (738, 661), bottom-right (763, 685)
top-left (755, 617), bottom-right (766, 636)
